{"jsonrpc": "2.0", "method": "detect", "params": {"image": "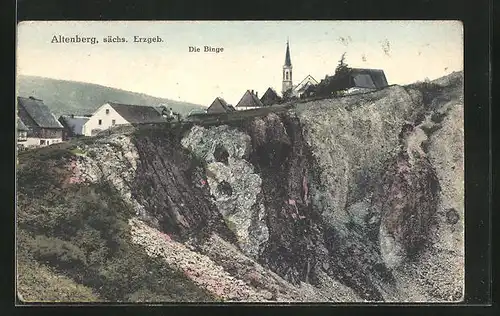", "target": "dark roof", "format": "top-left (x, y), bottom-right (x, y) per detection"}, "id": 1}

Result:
top-left (285, 41), bottom-right (292, 66)
top-left (17, 118), bottom-right (29, 131)
top-left (260, 87), bottom-right (281, 106)
top-left (236, 90), bottom-right (264, 108)
top-left (17, 96), bottom-right (64, 129)
top-left (59, 115), bottom-right (90, 135)
top-left (350, 68), bottom-right (388, 89)
top-left (108, 102), bottom-right (166, 124)
top-left (207, 97), bottom-right (234, 113)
